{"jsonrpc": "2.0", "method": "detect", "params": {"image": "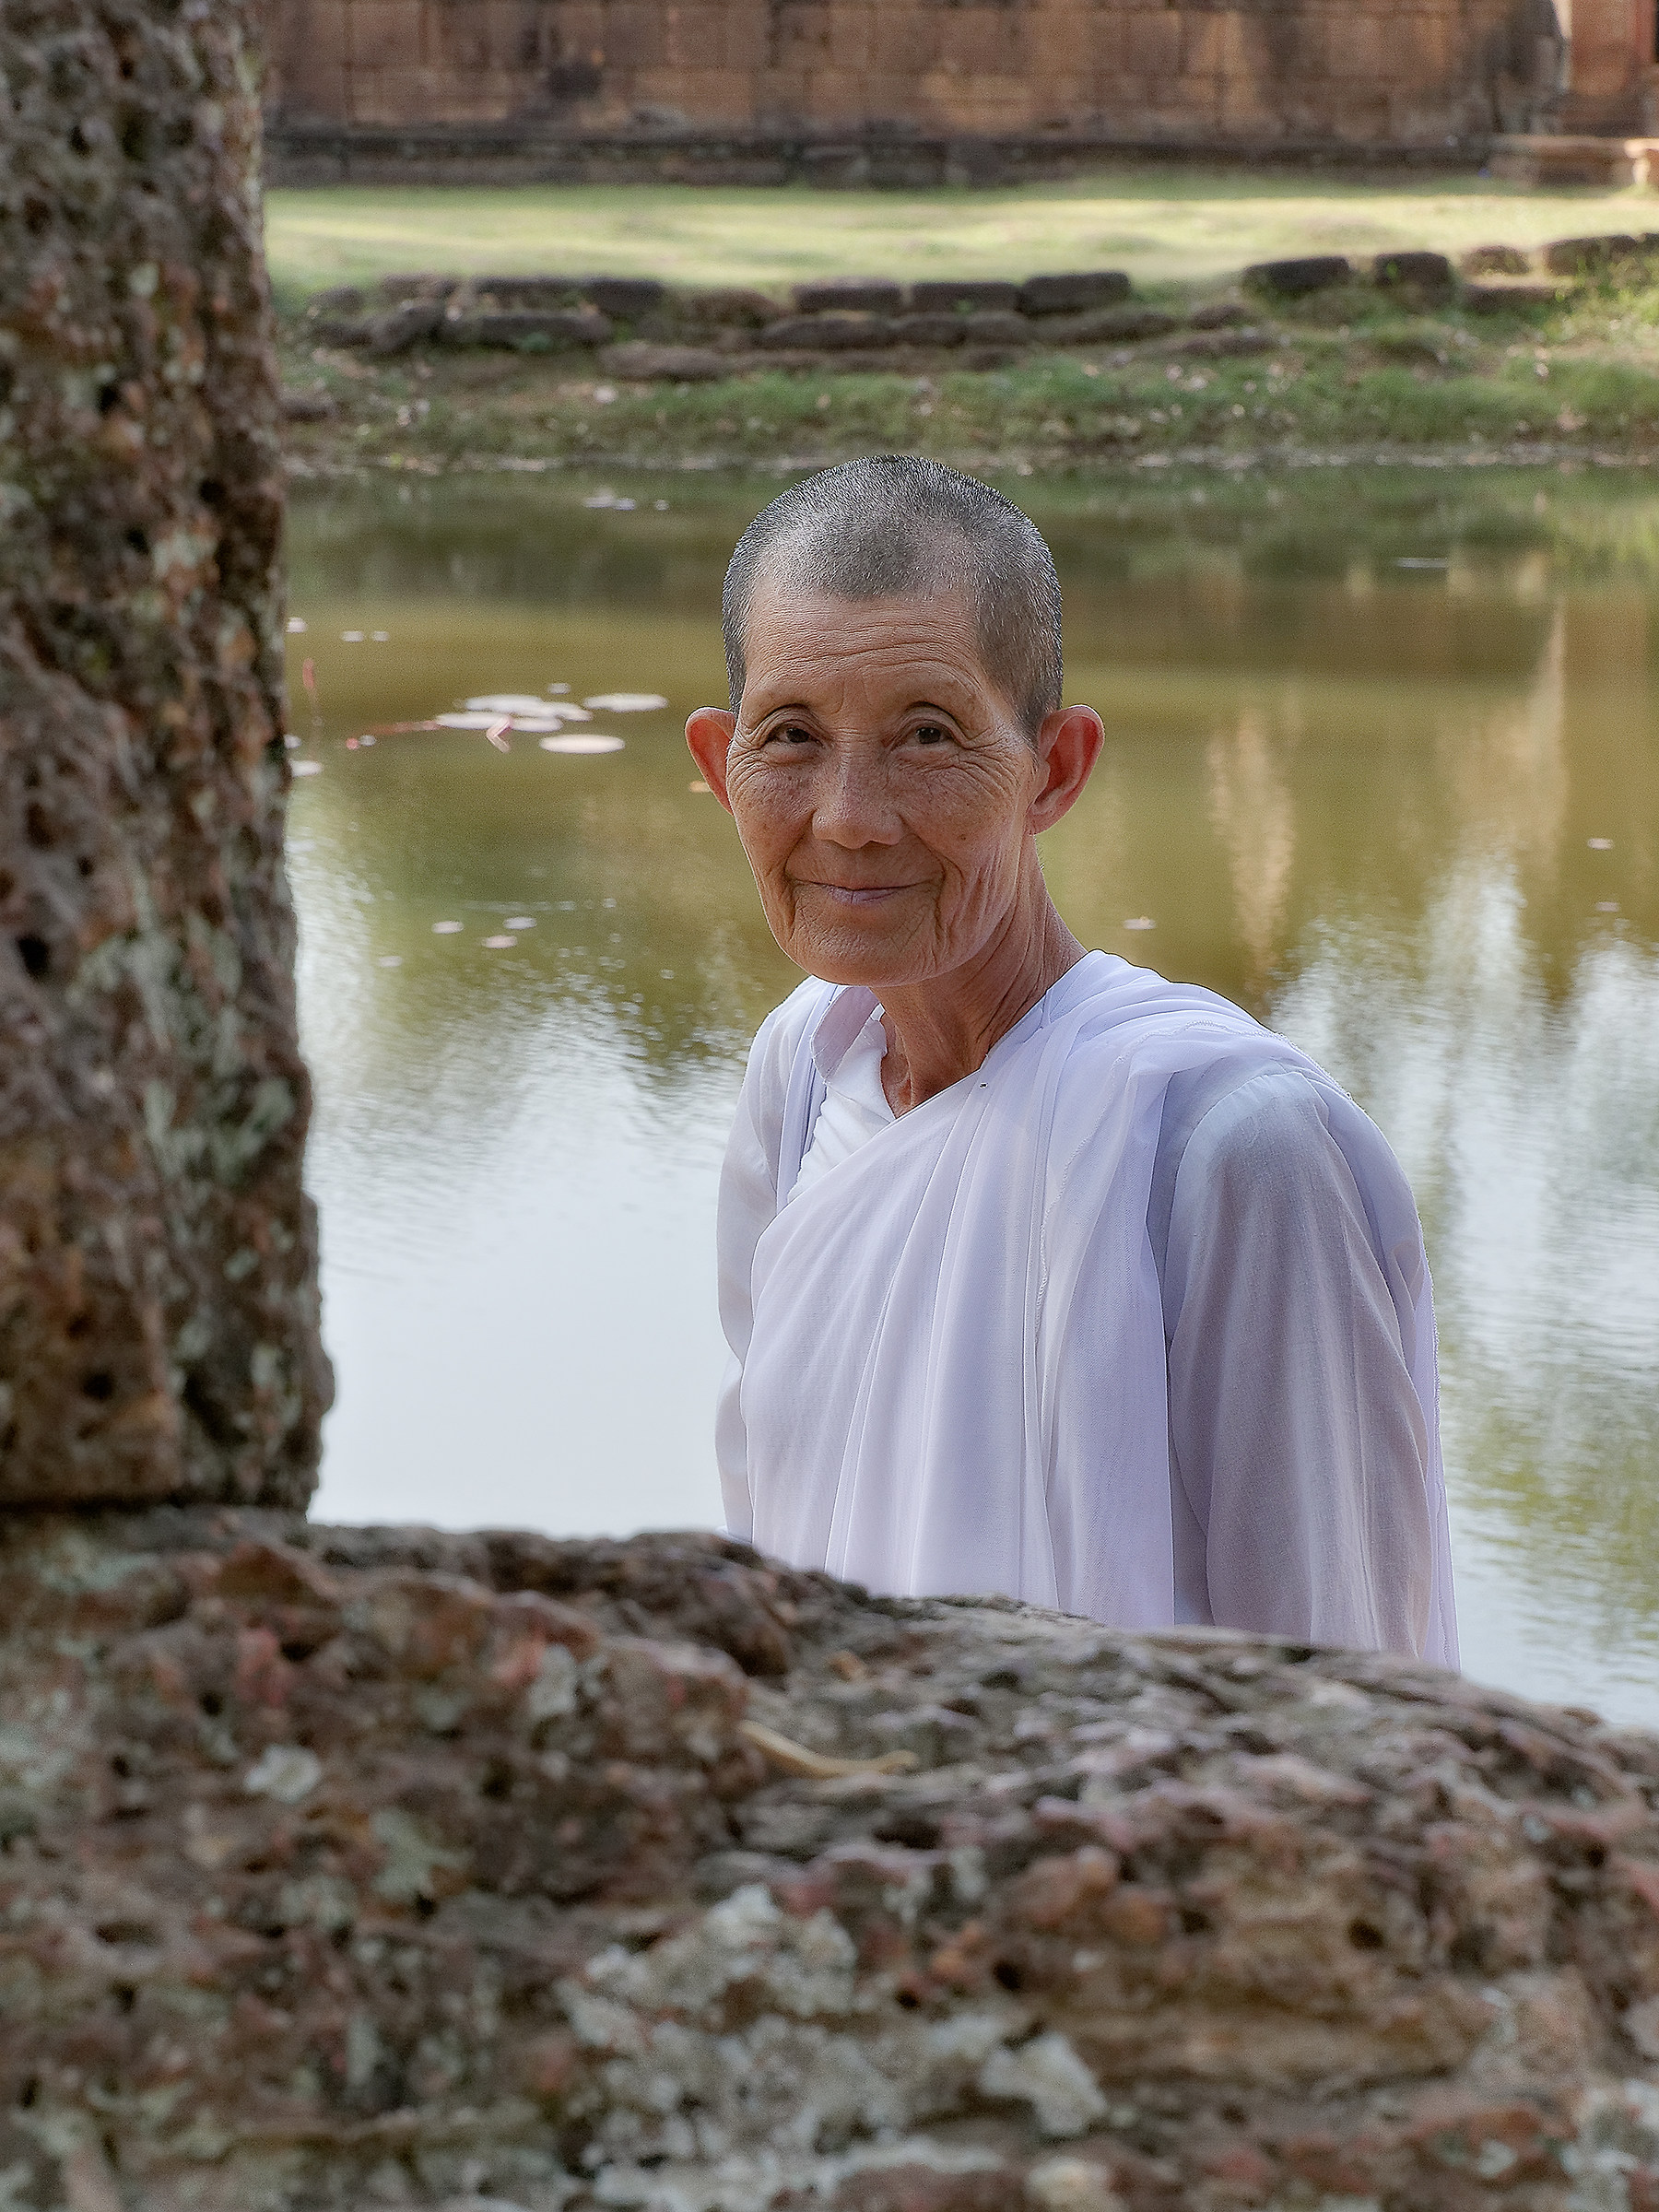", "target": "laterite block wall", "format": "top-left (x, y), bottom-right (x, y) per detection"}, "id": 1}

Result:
top-left (264, 0), bottom-right (1564, 151)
